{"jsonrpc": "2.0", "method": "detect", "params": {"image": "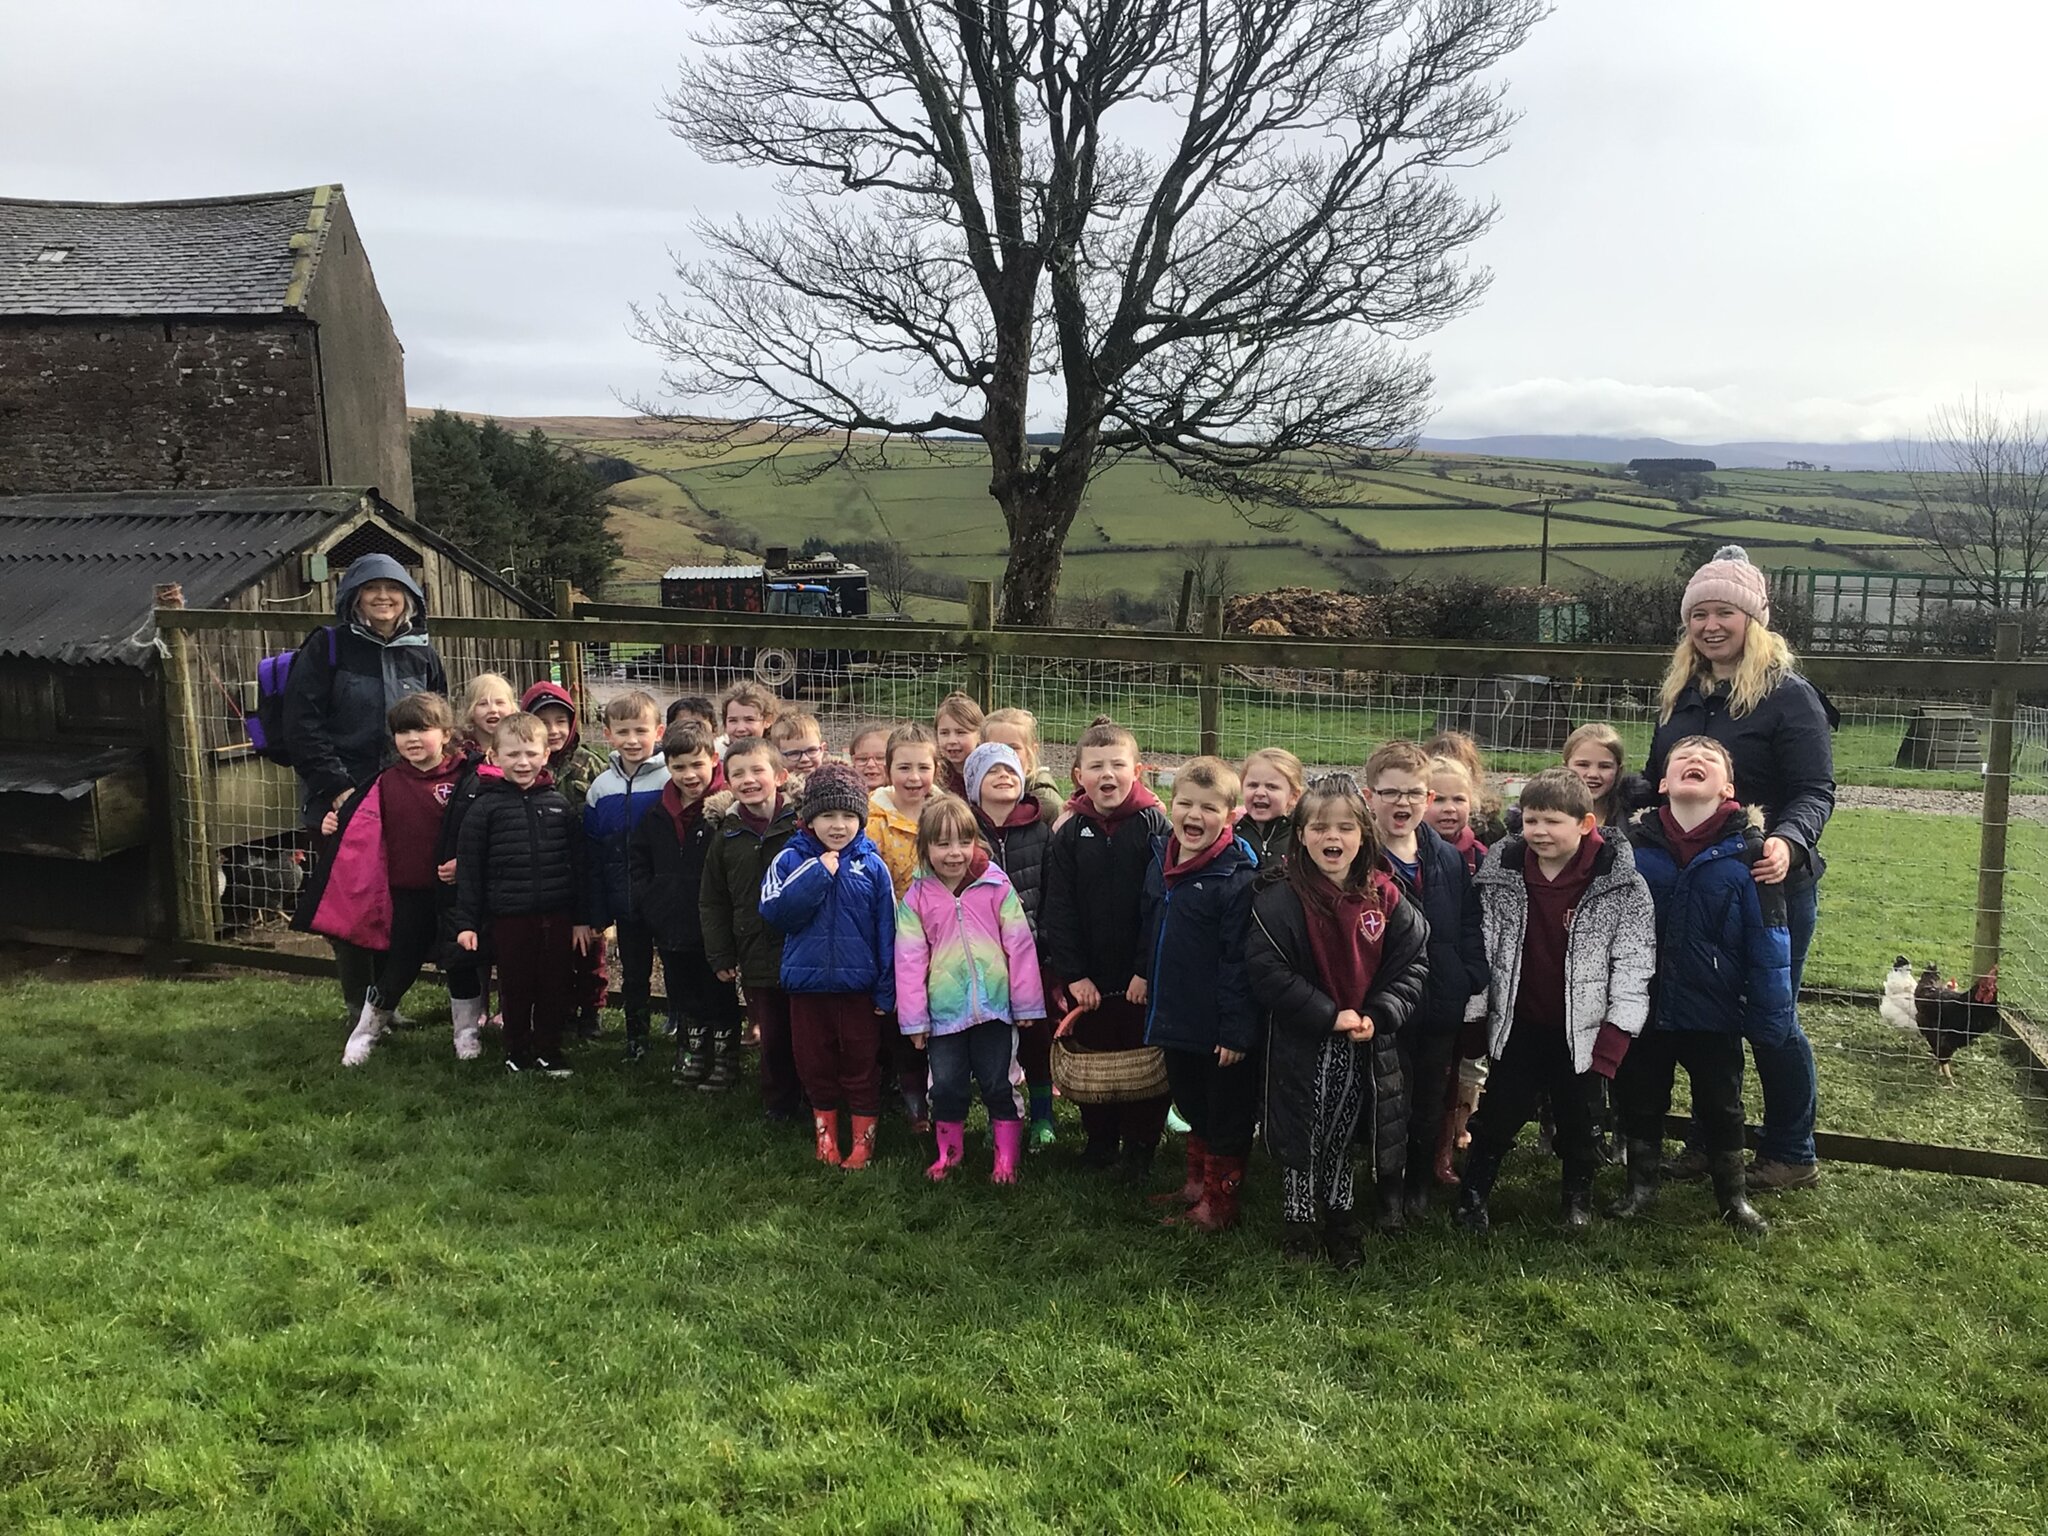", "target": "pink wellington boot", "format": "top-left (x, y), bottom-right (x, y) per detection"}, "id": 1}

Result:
top-left (991, 1118), bottom-right (1026, 1185)
top-left (926, 1120), bottom-right (966, 1181)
